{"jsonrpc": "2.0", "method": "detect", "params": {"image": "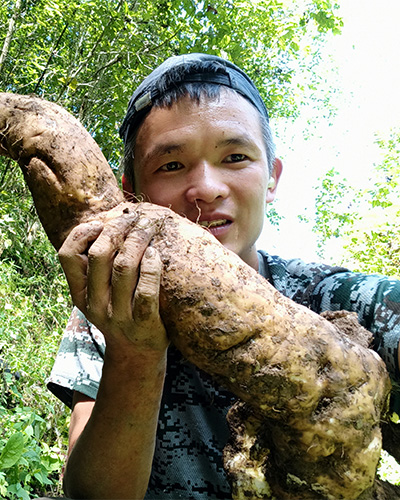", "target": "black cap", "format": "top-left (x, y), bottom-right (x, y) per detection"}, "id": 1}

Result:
top-left (119, 53), bottom-right (269, 145)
